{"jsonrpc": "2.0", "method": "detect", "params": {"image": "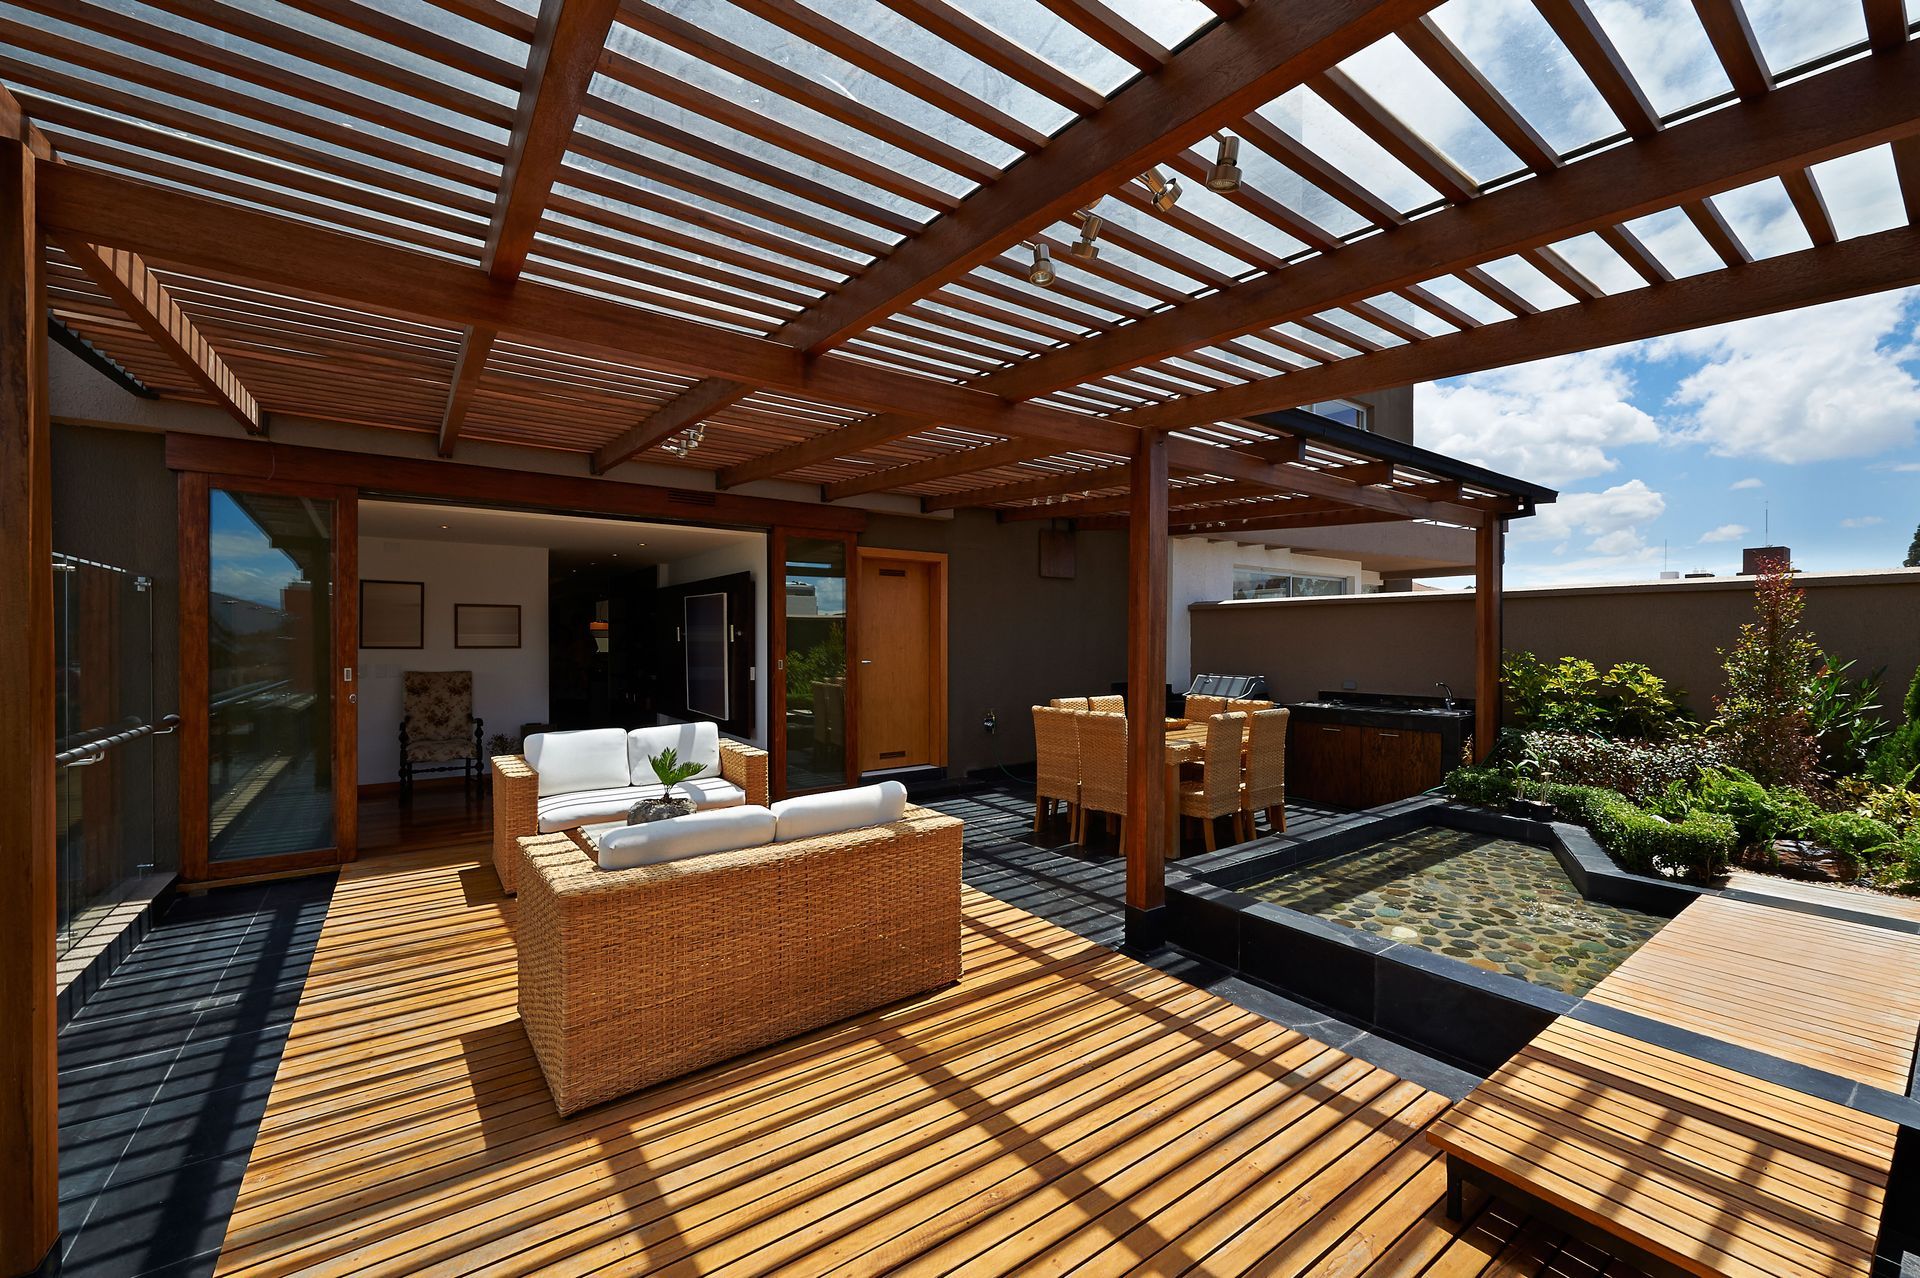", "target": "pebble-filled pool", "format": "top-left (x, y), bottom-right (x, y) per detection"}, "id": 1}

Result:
top-left (1244, 827), bottom-right (1666, 995)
